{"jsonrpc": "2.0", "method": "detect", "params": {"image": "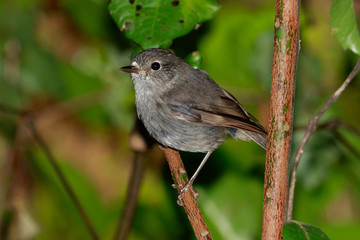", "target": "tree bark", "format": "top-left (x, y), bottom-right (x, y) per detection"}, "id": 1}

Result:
top-left (261, 0), bottom-right (300, 239)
